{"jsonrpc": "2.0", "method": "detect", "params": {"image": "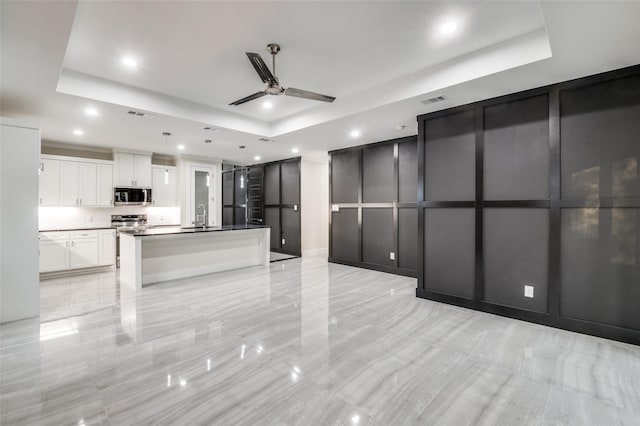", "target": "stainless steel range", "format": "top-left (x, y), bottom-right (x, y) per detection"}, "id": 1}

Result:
top-left (111, 214), bottom-right (148, 267)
